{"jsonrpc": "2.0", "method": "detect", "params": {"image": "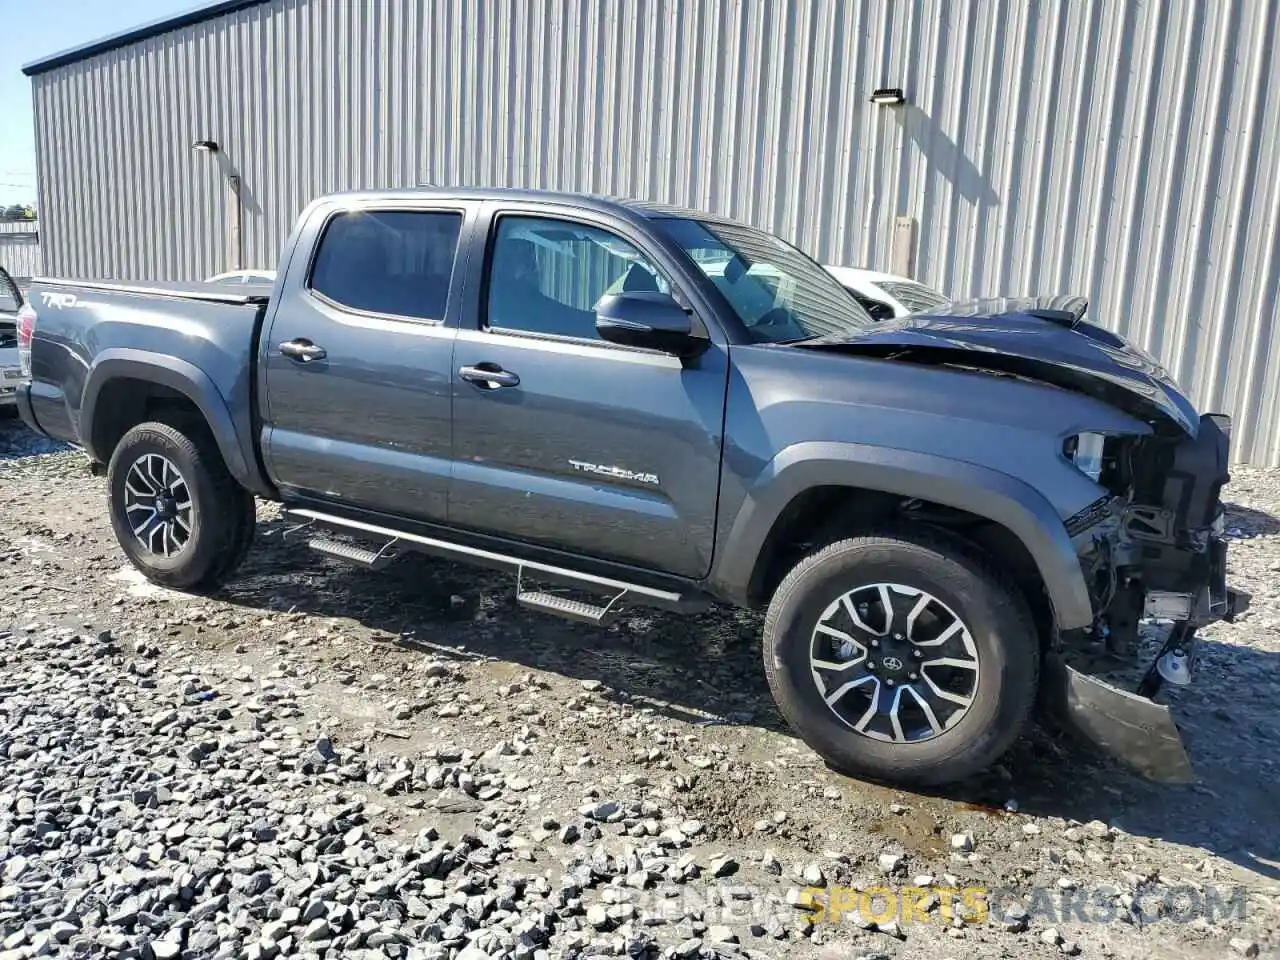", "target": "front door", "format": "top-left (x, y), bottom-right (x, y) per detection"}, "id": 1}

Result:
top-left (261, 203), bottom-right (471, 521)
top-left (449, 210), bottom-right (729, 578)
